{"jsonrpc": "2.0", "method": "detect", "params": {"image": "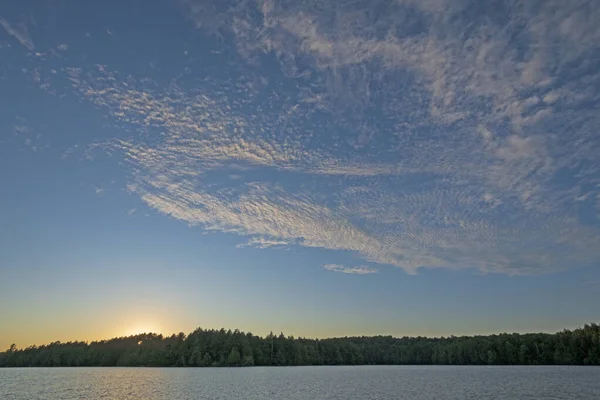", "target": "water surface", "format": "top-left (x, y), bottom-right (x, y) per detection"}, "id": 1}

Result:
top-left (1, 366), bottom-right (599, 399)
